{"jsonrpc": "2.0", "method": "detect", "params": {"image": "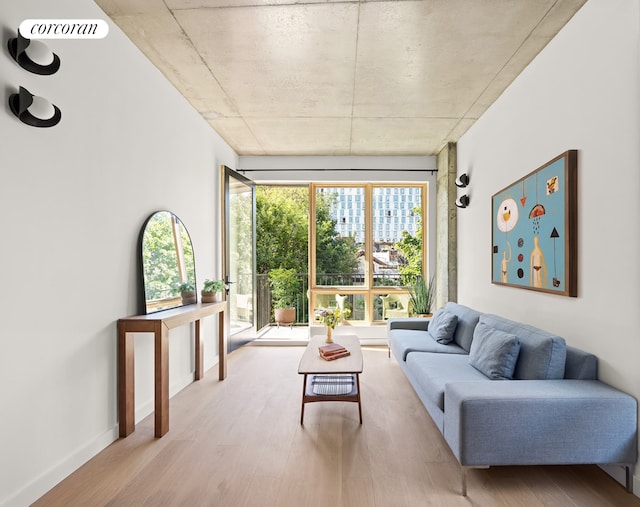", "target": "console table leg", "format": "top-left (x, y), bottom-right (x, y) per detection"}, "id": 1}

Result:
top-left (155, 323), bottom-right (170, 437)
top-left (118, 325), bottom-right (135, 437)
top-left (218, 311), bottom-right (227, 380)
top-left (195, 319), bottom-right (203, 380)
